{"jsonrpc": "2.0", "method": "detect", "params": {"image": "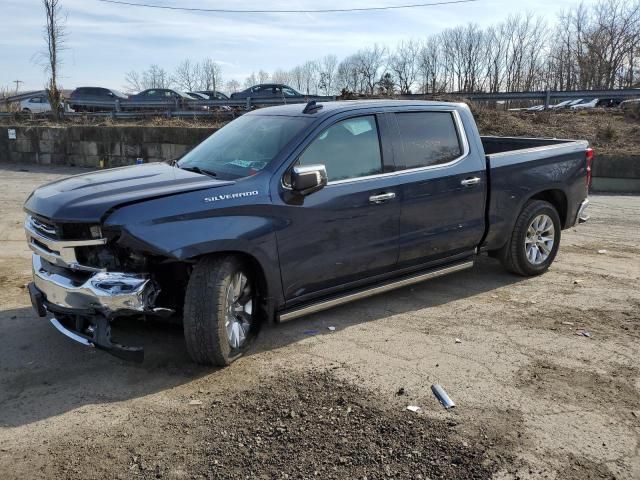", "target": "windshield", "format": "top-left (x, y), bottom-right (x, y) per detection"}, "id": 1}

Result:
top-left (178, 115), bottom-right (311, 180)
